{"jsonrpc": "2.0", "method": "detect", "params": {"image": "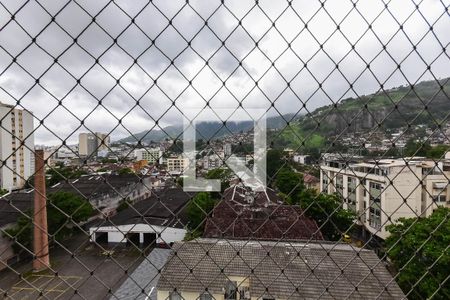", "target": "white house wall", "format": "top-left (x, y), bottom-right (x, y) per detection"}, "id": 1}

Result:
top-left (89, 224), bottom-right (187, 244)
